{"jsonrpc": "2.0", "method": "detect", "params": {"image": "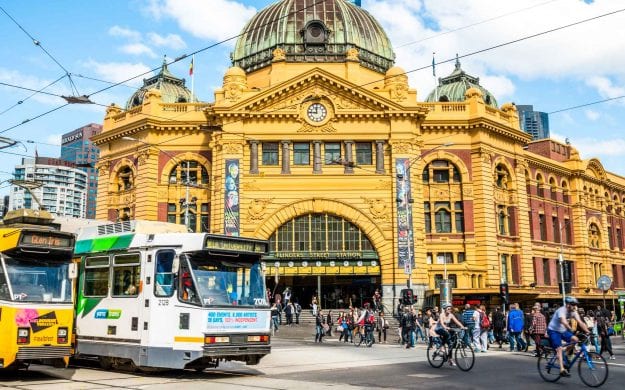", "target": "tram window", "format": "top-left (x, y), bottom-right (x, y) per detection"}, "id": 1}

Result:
top-left (112, 253), bottom-right (141, 297)
top-left (0, 266), bottom-right (10, 299)
top-left (84, 256), bottom-right (110, 297)
top-left (155, 250), bottom-right (175, 297)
